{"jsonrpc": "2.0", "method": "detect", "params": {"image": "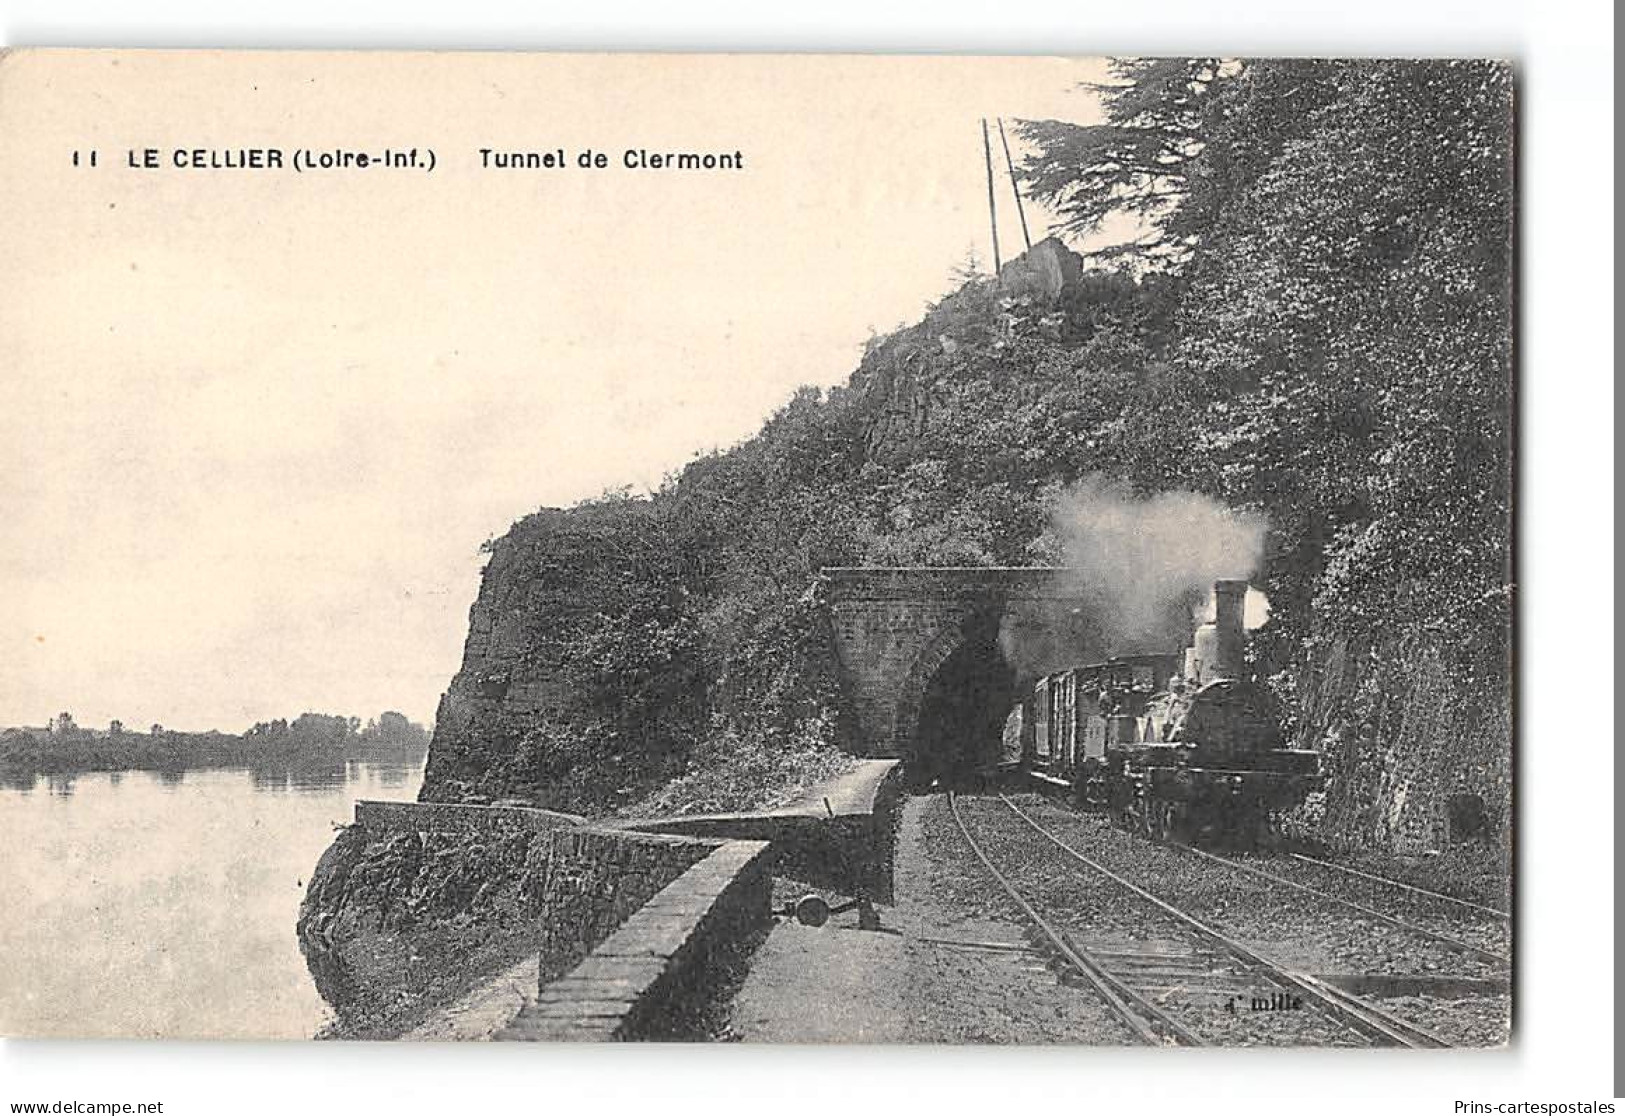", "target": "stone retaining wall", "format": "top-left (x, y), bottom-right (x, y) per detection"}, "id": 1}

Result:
top-left (499, 839), bottom-right (773, 1042)
top-left (298, 799), bottom-right (587, 1037)
top-left (618, 759), bottom-right (905, 903)
top-left (354, 798), bottom-right (584, 835)
top-left (538, 827), bottom-right (719, 986)
top-left (309, 765), bottom-right (900, 1040)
